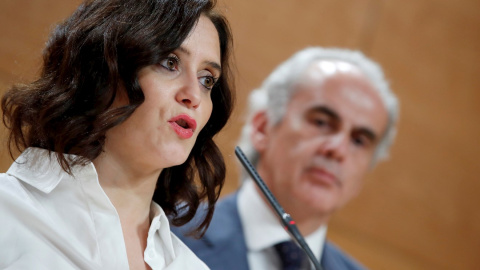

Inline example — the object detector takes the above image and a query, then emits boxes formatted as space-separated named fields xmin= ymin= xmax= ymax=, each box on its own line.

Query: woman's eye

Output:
xmin=159 ymin=55 xmax=179 ymax=71
xmin=199 ymin=76 xmax=217 ymax=90
xmin=314 ymin=119 xmax=327 ymax=126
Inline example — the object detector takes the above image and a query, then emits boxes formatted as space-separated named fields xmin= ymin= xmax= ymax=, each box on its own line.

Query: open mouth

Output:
xmin=168 ymin=114 xmax=197 ymax=139
xmin=175 ymin=119 xmax=190 ymax=130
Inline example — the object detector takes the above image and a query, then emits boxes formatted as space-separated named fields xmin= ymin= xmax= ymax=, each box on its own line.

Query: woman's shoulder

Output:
xmin=0 ymin=148 xmax=63 ymax=206
xmin=0 ymin=170 xmax=39 ymax=214
xmin=0 ymin=170 xmax=29 ymax=197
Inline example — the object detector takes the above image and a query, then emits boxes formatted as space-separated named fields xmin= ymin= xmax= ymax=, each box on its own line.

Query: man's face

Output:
xmin=254 ymin=60 xmax=388 ymax=222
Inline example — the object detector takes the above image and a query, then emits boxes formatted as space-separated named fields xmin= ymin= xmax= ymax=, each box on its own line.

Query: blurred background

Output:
xmin=1 ymin=0 xmax=479 ymax=269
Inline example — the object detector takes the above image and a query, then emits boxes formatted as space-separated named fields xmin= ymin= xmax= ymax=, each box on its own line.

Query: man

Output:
xmin=172 ymin=47 xmax=399 ymax=270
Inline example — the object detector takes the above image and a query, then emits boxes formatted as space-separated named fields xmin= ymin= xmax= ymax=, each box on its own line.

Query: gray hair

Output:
xmin=237 ymin=47 xmax=399 ymax=168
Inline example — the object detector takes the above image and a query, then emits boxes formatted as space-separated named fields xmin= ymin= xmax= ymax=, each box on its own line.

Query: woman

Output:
xmin=0 ymin=0 xmax=233 ymax=269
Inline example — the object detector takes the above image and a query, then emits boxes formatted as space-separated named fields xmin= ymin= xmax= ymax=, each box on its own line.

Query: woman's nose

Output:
xmin=175 ymin=74 xmax=201 ymax=109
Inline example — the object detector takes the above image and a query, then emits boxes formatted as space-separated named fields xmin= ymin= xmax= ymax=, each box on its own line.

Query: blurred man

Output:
xmin=173 ymin=47 xmax=399 ymax=270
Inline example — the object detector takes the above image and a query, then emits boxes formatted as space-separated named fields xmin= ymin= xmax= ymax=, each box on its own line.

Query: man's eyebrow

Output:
xmin=177 ymin=46 xmax=222 ymax=74
xmin=311 ymin=105 xmax=379 ymax=142
xmin=356 ymin=127 xmax=378 ymax=143
xmin=310 ymin=105 xmax=340 ymax=121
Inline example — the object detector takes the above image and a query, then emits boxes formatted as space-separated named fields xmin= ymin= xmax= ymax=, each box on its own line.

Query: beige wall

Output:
xmin=1 ymin=0 xmax=479 ymax=269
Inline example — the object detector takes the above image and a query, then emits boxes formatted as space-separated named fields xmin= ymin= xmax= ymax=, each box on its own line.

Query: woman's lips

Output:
xmin=168 ymin=114 xmax=197 ymax=139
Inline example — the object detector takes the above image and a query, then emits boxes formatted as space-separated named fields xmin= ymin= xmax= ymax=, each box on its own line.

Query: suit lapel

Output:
xmin=201 ymin=192 xmax=250 ymax=270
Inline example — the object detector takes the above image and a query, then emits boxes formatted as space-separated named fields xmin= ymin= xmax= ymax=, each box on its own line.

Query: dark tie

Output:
xmin=274 ymin=241 xmax=308 ymax=270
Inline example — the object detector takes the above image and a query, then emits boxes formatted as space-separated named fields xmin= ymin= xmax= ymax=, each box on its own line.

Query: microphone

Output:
xmin=235 ymin=146 xmax=324 ymax=270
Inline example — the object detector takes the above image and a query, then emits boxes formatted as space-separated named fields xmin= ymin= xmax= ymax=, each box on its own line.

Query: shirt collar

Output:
xmin=6 ymin=147 xmax=95 ymax=194
xmin=145 ymin=202 xmax=192 ymax=269
xmin=148 ymin=202 xmax=175 ymax=257
xmin=238 ymin=179 xmax=327 ymax=259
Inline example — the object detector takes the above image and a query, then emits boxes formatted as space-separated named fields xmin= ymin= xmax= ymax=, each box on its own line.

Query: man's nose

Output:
xmin=318 ymin=133 xmax=349 ymax=162
xmin=175 ymin=74 xmax=201 ymax=109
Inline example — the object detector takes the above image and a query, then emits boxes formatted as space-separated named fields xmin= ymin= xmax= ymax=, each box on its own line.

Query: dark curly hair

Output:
xmin=1 ymin=0 xmax=234 ymax=236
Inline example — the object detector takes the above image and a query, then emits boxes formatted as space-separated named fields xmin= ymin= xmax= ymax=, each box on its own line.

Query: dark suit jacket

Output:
xmin=172 ymin=192 xmax=366 ymax=270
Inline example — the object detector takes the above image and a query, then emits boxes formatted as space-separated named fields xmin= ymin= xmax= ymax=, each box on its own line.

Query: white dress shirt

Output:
xmin=238 ymin=180 xmax=327 ymax=270
xmin=0 ymin=148 xmax=209 ymax=270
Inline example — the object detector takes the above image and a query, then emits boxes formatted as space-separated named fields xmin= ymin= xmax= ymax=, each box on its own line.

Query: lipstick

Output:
xmin=168 ymin=114 xmax=197 ymax=139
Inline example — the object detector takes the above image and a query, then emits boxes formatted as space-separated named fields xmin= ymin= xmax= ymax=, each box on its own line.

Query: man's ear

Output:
xmin=250 ymin=110 xmax=270 ymax=153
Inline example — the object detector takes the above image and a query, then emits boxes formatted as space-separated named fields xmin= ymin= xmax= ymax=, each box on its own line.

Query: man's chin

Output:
xmin=298 ymin=190 xmax=339 ymax=214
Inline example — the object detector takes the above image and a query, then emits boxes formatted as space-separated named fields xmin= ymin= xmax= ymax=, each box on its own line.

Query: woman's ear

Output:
xmin=250 ymin=110 xmax=270 ymax=153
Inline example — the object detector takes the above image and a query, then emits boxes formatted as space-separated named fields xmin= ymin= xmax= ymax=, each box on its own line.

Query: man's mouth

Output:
xmin=311 ymin=167 xmax=341 ymax=186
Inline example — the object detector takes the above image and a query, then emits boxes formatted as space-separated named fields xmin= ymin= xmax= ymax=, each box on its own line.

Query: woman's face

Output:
xmin=104 ymin=15 xmax=221 ymax=175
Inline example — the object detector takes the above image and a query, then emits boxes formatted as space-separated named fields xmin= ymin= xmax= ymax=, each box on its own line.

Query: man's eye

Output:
xmin=352 ymin=137 xmax=365 ymax=146
xmin=312 ymin=116 xmax=332 ymax=129
xmin=160 ymin=55 xmax=179 ymax=71
xmin=199 ymin=76 xmax=217 ymax=90
xmin=352 ymin=134 xmax=371 ymax=148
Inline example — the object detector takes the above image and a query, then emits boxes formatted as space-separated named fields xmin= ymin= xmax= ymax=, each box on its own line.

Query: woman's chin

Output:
xmin=162 ymin=150 xmax=191 ymax=168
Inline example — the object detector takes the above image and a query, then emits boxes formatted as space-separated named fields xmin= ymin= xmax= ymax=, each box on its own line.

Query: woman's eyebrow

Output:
xmin=205 ymin=61 xmax=222 ymax=75
xmin=177 ymin=46 xmax=222 ymax=74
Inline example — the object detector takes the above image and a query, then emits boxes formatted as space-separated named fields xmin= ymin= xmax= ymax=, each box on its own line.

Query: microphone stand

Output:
xmin=235 ymin=146 xmax=324 ymax=270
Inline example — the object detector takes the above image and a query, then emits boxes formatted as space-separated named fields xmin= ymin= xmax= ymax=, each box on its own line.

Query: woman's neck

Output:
xmin=92 ymin=152 xmax=161 ymax=224
xmin=92 ymin=151 xmax=161 ymax=270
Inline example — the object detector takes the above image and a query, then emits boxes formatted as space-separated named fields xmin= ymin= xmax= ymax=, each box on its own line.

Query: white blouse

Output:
xmin=0 ymin=148 xmax=209 ymax=270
